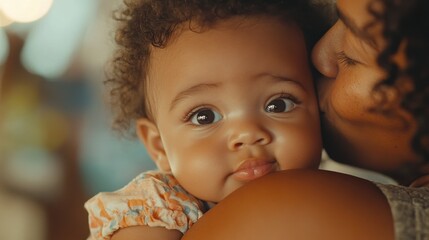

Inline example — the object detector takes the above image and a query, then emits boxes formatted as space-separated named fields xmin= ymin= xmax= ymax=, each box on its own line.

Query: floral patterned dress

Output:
xmin=84 ymin=171 xmax=208 ymax=240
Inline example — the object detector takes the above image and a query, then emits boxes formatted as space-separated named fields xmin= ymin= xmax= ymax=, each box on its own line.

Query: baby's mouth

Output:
xmin=232 ymin=159 xmax=277 ymax=182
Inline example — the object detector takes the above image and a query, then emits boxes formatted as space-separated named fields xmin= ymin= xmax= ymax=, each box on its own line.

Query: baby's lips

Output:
xmin=232 ymin=159 xmax=276 ymax=182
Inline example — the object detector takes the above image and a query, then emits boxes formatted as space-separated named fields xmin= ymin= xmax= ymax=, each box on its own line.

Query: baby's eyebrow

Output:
xmin=267 ymin=74 xmax=307 ymax=92
xmin=169 ymin=83 xmax=220 ymax=112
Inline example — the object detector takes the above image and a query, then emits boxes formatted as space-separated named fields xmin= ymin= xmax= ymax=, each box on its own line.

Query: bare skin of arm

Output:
xmin=183 ymin=169 xmax=395 ymax=240
xmin=112 ymin=226 xmax=182 ymax=240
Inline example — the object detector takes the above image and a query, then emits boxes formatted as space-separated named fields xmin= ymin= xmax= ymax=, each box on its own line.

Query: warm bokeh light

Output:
xmin=20 ymin=0 xmax=98 ymax=79
xmin=0 ymin=9 xmax=13 ymax=27
xmin=0 ymin=0 xmax=53 ymax=23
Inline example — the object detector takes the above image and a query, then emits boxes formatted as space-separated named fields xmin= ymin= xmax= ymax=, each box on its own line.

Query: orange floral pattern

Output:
xmin=84 ymin=171 xmax=206 ymax=240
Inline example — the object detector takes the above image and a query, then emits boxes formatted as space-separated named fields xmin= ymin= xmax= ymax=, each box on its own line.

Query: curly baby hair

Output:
xmin=106 ymin=0 xmax=331 ymax=135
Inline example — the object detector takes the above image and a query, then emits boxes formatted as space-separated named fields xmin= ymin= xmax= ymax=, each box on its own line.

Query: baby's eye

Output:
xmin=265 ymin=97 xmax=296 ymax=113
xmin=190 ymin=108 xmax=222 ymax=125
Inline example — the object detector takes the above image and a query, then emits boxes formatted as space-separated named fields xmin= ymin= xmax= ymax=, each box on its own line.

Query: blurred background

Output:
xmin=0 ymin=1 xmax=395 ymax=240
xmin=0 ymin=0 xmax=156 ymax=239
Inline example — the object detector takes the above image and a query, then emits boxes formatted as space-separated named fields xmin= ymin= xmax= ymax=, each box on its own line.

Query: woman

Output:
xmin=182 ymin=0 xmax=429 ymax=239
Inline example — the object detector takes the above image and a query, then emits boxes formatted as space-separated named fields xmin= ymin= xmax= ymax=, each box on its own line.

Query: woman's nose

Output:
xmin=311 ymin=21 xmax=342 ymax=79
xmin=227 ymin=120 xmax=272 ymax=151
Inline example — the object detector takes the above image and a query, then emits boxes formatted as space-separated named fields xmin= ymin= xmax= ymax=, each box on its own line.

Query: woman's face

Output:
xmin=312 ymin=0 xmax=420 ymax=181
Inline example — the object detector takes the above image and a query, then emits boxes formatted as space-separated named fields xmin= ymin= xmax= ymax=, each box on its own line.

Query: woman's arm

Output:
xmin=183 ymin=169 xmax=394 ymax=240
xmin=112 ymin=226 xmax=182 ymax=240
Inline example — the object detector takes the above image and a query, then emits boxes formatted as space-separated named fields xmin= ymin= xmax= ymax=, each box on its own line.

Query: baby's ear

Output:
xmin=136 ymin=118 xmax=171 ymax=172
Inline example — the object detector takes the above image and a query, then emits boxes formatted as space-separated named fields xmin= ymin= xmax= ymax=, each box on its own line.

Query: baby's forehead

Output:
xmin=146 ymin=16 xmax=312 ymax=104
xmin=147 ymin=16 xmax=310 ymax=75
xmin=152 ymin=15 xmax=301 ymax=47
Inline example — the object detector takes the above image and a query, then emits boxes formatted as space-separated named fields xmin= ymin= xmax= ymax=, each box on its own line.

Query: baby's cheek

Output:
xmin=170 ymin=142 xmax=224 ymax=185
xmin=276 ymin=124 xmax=322 ymax=169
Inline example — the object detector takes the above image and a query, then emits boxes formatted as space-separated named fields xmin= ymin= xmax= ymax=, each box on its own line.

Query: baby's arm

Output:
xmin=112 ymin=225 xmax=182 ymax=240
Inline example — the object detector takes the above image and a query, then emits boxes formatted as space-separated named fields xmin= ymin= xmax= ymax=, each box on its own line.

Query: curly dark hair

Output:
xmin=106 ymin=0 xmax=331 ymax=135
xmin=367 ymin=0 xmax=429 ymax=163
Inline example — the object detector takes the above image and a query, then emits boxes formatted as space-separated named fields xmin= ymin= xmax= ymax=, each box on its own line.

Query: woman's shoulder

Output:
xmin=184 ymin=169 xmax=395 ymax=240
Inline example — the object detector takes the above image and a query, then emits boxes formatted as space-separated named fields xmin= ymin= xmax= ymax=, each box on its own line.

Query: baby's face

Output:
xmin=143 ymin=16 xmax=321 ymax=202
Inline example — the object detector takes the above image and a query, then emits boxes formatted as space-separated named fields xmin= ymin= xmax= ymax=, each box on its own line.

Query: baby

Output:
xmin=85 ymin=0 xmax=328 ymax=239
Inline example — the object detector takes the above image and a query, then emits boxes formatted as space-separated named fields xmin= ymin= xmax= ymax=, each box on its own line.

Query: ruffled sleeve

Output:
xmin=84 ymin=171 xmax=205 ymax=240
